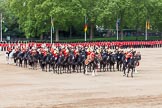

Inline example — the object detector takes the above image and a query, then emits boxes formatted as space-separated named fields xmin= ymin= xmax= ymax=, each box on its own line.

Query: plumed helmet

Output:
xmin=32 ymin=46 xmax=36 ymax=50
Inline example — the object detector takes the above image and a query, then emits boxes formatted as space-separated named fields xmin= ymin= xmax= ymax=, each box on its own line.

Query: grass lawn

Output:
xmin=57 ymin=36 xmax=162 ymax=43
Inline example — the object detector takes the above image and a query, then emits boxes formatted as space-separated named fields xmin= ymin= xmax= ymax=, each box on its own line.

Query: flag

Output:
xmin=51 ymin=17 xmax=54 ymax=33
xmin=146 ymin=20 xmax=150 ymax=30
xmin=84 ymin=16 xmax=88 ymax=32
xmin=84 ymin=24 xmax=88 ymax=32
xmin=116 ymin=22 xmax=118 ymax=30
xmin=116 ymin=19 xmax=120 ymax=30
xmin=2 ymin=21 xmax=8 ymax=32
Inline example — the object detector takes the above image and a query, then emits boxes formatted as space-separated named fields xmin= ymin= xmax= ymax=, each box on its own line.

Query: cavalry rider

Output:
xmin=125 ymin=50 xmax=133 ymax=64
xmin=86 ymin=47 xmax=91 ymax=58
xmin=50 ymin=46 xmax=58 ymax=60
xmin=62 ymin=46 xmax=69 ymax=58
xmin=74 ymin=47 xmax=79 ymax=58
xmin=42 ymin=47 xmax=49 ymax=57
xmin=114 ymin=46 xmax=119 ymax=53
xmin=21 ymin=45 xmax=27 ymax=53
xmin=89 ymin=47 xmax=95 ymax=60
xmin=31 ymin=46 xmax=37 ymax=55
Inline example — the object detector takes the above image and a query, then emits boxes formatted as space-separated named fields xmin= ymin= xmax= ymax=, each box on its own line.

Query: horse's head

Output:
xmin=135 ymin=53 xmax=141 ymax=61
xmin=128 ymin=57 xmax=136 ymax=67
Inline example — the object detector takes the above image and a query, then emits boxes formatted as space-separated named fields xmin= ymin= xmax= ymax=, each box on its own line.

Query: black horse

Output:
xmin=100 ymin=52 xmax=108 ymax=72
xmin=27 ymin=52 xmax=39 ymax=70
xmin=17 ymin=51 xmax=25 ymax=67
xmin=107 ymin=53 xmax=116 ymax=72
xmin=116 ymin=52 xmax=124 ymax=71
xmin=41 ymin=53 xmax=53 ymax=72
xmin=13 ymin=50 xmax=20 ymax=66
xmin=126 ymin=57 xmax=137 ymax=77
xmin=23 ymin=51 xmax=30 ymax=68
xmin=55 ymin=54 xmax=65 ymax=74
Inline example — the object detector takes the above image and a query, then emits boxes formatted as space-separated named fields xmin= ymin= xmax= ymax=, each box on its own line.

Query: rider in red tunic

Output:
xmin=125 ymin=51 xmax=133 ymax=64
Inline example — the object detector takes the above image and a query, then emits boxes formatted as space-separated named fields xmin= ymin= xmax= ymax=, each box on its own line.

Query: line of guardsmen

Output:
xmin=0 ymin=40 xmax=162 ymax=52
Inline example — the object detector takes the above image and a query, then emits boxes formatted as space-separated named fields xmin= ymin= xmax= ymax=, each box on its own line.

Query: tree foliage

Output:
xmin=1 ymin=0 xmax=162 ymax=41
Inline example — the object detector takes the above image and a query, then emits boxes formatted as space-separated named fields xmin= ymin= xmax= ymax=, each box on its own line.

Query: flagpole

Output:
xmin=84 ymin=15 xmax=87 ymax=42
xmin=145 ymin=27 xmax=147 ymax=40
xmin=117 ymin=22 xmax=119 ymax=41
xmin=145 ymin=20 xmax=147 ymax=40
xmin=0 ymin=13 xmax=2 ymax=42
xmin=51 ymin=16 xmax=53 ymax=44
xmin=116 ymin=18 xmax=119 ymax=41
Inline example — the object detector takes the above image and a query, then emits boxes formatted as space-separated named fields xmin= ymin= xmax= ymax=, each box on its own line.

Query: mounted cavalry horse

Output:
xmin=123 ymin=51 xmax=141 ymax=78
xmin=115 ymin=51 xmax=125 ymax=71
xmin=84 ymin=51 xmax=100 ymax=76
xmin=100 ymin=49 xmax=108 ymax=72
xmin=27 ymin=48 xmax=39 ymax=70
xmin=107 ymin=52 xmax=116 ymax=72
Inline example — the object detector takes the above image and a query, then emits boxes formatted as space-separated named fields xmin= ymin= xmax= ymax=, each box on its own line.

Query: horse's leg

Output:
xmin=41 ymin=63 xmax=43 ymax=71
xmin=123 ymin=67 xmax=126 ymax=76
xmin=20 ymin=60 xmax=22 ymax=67
xmin=134 ymin=67 xmax=138 ymax=73
xmin=53 ymin=64 xmax=55 ymax=73
xmin=68 ymin=65 xmax=71 ymax=73
xmin=36 ymin=61 xmax=38 ymax=70
xmin=89 ymin=64 xmax=92 ymax=72
xmin=107 ymin=63 xmax=109 ymax=71
xmin=25 ymin=60 xmax=28 ymax=68
xmin=92 ymin=64 xmax=95 ymax=76
xmin=46 ymin=64 xmax=47 ymax=72
xmin=80 ymin=64 xmax=82 ymax=73
xmin=113 ymin=64 xmax=115 ymax=72
xmin=85 ymin=65 xmax=88 ymax=75
xmin=116 ymin=61 xmax=118 ymax=71
xmin=59 ymin=65 xmax=61 ymax=74
xmin=131 ymin=68 xmax=134 ymax=78
xmin=100 ymin=63 xmax=102 ymax=72
xmin=24 ymin=60 xmax=25 ymax=68
xmin=103 ymin=64 xmax=106 ymax=72
xmin=49 ymin=63 xmax=50 ymax=72
xmin=56 ymin=65 xmax=58 ymax=74
xmin=57 ymin=65 xmax=59 ymax=74
xmin=95 ymin=64 xmax=98 ymax=75
xmin=18 ymin=59 xmax=20 ymax=67
xmin=119 ymin=63 xmax=121 ymax=71
xmin=127 ymin=68 xmax=130 ymax=77
xmin=32 ymin=62 xmax=34 ymax=70
xmin=83 ymin=64 xmax=85 ymax=74
xmin=65 ymin=65 xmax=67 ymax=73
xmin=62 ymin=65 xmax=66 ymax=73
xmin=109 ymin=64 xmax=111 ymax=72
xmin=75 ymin=65 xmax=78 ymax=73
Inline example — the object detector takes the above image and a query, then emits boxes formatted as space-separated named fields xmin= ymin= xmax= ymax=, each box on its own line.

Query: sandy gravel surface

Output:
xmin=0 ymin=48 xmax=162 ymax=108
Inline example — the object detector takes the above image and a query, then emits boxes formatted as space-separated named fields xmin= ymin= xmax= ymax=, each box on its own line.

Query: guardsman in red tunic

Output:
xmin=7 ymin=45 xmax=12 ymax=53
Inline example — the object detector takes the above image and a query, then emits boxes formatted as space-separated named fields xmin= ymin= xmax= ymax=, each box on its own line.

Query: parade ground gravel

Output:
xmin=0 ymin=48 xmax=162 ymax=108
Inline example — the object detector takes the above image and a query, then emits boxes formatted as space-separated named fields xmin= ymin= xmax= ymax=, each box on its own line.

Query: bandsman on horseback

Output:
xmin=125 ymin=51 xmax=133 ymax=65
